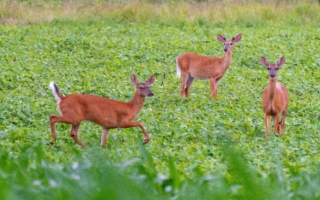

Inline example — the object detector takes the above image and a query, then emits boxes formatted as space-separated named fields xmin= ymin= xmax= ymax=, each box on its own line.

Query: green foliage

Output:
xmin=1 ymin=1 xmax=320 ymax=199
xmin=1 ymin=141 xmax=320 ymax=199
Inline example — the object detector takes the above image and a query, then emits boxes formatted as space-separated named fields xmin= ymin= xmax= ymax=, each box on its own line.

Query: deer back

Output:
xmin=59 ymin=94 xmax=133 ymax=127
xmin=177 ymin=52 xmax=224 ymax=79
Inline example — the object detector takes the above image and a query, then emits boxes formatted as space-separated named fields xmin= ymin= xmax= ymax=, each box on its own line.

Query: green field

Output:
xmin=1 ymin=0 xmax=320 ymax=199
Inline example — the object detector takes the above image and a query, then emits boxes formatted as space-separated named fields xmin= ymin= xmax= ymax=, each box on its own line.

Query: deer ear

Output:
xmin=232 ymin=34 xmax=242 ymax=42
xmin=217 ymin=34 xmax=226 ymax=42
xmin=277 ymin=56 xmax=285 ymax=67
xmin=260 ymin=56 xmax=269 ymax=67
xmin=131 ymin=74 xmax=138 ymax=85
xmin=146 ymin=75 xmax=155 ymax=85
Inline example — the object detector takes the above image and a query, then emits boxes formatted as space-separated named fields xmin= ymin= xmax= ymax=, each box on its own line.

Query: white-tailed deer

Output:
xmin=176 ymin=33 xmax=242 ymax=100
xmin=261 ymin=56 xmax=289 ymax=140
xmin=49 ymin=74 xmax=155 ymax=148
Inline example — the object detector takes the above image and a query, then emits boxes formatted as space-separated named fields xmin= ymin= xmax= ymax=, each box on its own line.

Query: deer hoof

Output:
xmin=143 ymin=139 xmax=150 ymax=145
xmin=46 ymin=141 xmax=54 ymax=146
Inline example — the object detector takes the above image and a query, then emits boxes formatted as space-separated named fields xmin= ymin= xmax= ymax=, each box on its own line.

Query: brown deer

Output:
xmin=261 ymin=56 xmax=289 ymax=140
xmin=49 ymin=74 xmax=155 ymax=148
xmin=176 ymin=33 xmax=242 ymax=100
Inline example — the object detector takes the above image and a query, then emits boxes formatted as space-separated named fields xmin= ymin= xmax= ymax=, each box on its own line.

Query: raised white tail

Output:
xmin=49 ymin=81 xmax=62 ymax=102
xmin=176 ymin=57 xmax=181 ymax=78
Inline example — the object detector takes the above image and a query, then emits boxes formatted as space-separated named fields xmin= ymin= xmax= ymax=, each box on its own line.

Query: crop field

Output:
xmin=0 ymin=0 xmax=320 ymax=199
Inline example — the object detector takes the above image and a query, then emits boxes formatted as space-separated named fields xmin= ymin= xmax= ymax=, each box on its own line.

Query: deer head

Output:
xmin=131 ymin=74 xmax=155 ymax=97
xmin=217 ymin=34 xmax=242 ymax=52
xmin=261 ymin=56 xmax=285 ymax=79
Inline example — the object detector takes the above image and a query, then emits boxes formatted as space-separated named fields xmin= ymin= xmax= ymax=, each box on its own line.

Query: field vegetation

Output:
xmin=1 ymin=0 xmax=320 ymax=199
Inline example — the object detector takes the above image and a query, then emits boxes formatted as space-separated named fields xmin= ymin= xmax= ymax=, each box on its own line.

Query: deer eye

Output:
xmin=230 ymin=43 xmax=233 ymax=45
xmin=276 ymin=68 xmax=279 ymax=70
xmin=140 ymin=87 xmax=144 ymax=90
xmin=267 ymin=67 xmax=270 ymax=70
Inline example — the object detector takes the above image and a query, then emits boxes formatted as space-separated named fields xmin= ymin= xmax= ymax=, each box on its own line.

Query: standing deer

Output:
xmin=49 ymin=74 xmax=155 ymax=148
xmin=261 ymin=56 xmax=289 ymax=140
xmin=176 ymin=33 xmax=242 ymax=100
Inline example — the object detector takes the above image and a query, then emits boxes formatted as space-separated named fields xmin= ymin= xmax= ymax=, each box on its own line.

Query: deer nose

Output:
xmin=224 ymin=48 xmax=228 ymax=52
xmin=270 ymin=74 xmax=275 ymax=78
xmin=148 ymin=92 xmax=154 ymax=97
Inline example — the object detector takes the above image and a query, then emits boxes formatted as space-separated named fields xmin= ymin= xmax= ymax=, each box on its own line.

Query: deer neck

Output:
xmin=222 ymin=51 xmax=232 ymax=71
xmin=128 ymin=92 xmax=145 ymax=115
xmin=268 ymin=78 xmax=277 ymax=101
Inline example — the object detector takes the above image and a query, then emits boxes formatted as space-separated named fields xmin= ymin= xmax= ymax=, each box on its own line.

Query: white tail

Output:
xmin=49 ymin=74 xmax=155 ymax=148
xmin=261 ymin=56 xmax=289 ymax=141
xmin=176 ymin=33 xmax=242 ymax=100
xmin=49 ymin=81 xmax=62 ymax=102
xmin=176 ymin=57 xmax=181 ymax=78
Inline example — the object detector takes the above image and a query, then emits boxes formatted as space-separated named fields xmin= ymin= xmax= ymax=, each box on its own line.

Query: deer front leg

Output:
xmin=274 ymin=115 xmax=280 ymax=135
xmin=101 ymin=128 xmax=109 ymax=148
xmin=119 ymin=121 xmax=150 ymax=144
xmin=210 ymin=78 xmax=219 ymax=100
xmin=279 ymin=109 xmax=288 ymax=134
xmin=265 ymin=115 xmax=270 ymax=141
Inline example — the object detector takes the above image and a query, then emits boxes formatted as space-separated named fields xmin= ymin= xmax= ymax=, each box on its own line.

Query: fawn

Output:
xmin=261 ymin=56 xmax=289 ymax=140
xmin=176 ymin=33 xmax=242 ymax=100
xmin=49 ymin=74 xmax=155 ymax=148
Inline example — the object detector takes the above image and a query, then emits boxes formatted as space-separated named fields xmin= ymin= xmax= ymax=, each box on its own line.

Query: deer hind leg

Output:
xmin=70 ymin=124 xmax=85 ymax=148
xmin=179 ymin=73 xmax=188 ymax=98
xmin=210 ymin=78 xmax=219 ymax=100
xmin=49 ymin=115 xmax=72 ymax=144
xmin=265 ymin=115 xmax=271 ymax=141
xmin=49 ymin=115 xmax=58 ymax=143
xmin=185 ymin=75 xmax=194 ymax=98
xmin=100 ymin=128 xmax=109 ymax=148
xmin=49 ymin=114 xmax=83 ymax=146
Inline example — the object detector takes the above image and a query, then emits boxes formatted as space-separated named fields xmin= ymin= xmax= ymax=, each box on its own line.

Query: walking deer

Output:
xmin=49 ymin=74 xmax=155 ymax=148
xmin=176 ymin=33 xmax=242 ymax=100
xmin=261 ymin=56 xmax=289 ymax=140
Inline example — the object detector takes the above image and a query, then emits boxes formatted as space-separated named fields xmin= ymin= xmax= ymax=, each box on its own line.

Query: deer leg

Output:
xmin=49 ymin=114 xmax=82 ymax=145
xmin=70 ymin=124 xmax=85 ymax=148
xmin=280 ymin=109 xmax=288 ymax=134
xmin=185 ymin=75 xmax=194 ymax=98
xmin=49 ymin=115 xmax=74 ymax=144
xmin=210 ymin=78 xmax=219 ymax=100
xmin=179 ymin=73 xmax=188 ymax=98
xmin=49 ymin=115 xmax=58 ymax=144
xmin=265 ymin=115 xmax=270 ymax=141
xmin=274 ymin=115 xmax=280 ymax=135
xmin=119 ymin=121 xmax=150 ymax=144
xmin=101 ymin=128 xmax=109 ymax=148
xmin=272 ymin=116 xmax=276 ymax=134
